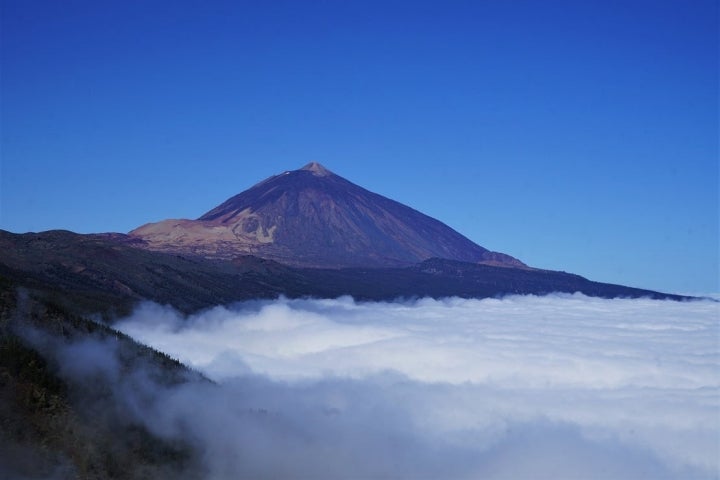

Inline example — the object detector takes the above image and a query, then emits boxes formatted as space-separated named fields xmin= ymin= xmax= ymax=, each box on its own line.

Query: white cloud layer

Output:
xmin=108 ymin=294 xmax=719 ymax=479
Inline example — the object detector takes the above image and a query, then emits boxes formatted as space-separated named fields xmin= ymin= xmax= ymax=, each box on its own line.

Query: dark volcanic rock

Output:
xmin=130 ymin=162 xmax=525 ymax=268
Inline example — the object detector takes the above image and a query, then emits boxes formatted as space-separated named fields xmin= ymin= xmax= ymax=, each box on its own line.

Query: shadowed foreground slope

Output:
xmin=0 ymin=284 xmax=205 ymax=479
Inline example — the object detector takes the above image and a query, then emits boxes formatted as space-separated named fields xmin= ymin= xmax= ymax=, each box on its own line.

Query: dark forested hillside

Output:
xmin=0 ymin=284 xmax=204 ymax=479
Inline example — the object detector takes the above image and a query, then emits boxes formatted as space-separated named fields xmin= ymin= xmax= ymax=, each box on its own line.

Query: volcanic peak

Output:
xmin=301 ymin=161 xmax=333 ymax=176
xmin=129 ymin=162 xmax=527 ymax=269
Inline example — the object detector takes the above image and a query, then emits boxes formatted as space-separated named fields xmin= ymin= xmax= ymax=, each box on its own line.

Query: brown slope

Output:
xmin=130 ymin=162 xmax=525 ymax=268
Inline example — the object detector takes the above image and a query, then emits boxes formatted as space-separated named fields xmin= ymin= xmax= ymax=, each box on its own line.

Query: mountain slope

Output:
xmin=130 ymin=162 xmax=525 ymax=268
xmin=0 ymin=284 xmax=203 ymax=479
xmin=0 ymin=229 xmax=302 ymax=316
xmin=0 ymin=230 xmax=688 ymax=323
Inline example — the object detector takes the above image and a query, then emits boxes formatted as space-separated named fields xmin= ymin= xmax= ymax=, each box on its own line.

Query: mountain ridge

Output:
xmin=0 ymin=229 xmax=690 ymax=321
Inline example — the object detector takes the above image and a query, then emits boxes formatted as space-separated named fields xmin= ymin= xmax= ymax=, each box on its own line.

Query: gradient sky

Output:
xmin=1 ymin=0 xmax=717 ymax=294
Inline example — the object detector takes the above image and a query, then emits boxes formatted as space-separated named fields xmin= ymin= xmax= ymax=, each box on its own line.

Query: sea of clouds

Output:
xmin=68 ymin=294 xmax=720 ymax=478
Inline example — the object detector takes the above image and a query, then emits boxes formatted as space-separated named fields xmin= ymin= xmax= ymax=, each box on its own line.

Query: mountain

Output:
xmin=0 ymin=161 xmax=690 ymax=318
xmin=130 ymin=162 xmax=525 ymax=268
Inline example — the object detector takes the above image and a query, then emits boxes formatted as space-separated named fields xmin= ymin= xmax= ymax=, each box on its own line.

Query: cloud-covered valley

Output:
xmin=95 ymin=294 xmax=719 ymax=479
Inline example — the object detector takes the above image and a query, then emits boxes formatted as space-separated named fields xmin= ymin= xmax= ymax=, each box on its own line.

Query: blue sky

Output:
xmin=1 ymin=0 xmax=717 ymax=293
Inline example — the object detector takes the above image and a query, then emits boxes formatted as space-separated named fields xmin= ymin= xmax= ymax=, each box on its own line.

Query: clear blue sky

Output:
xmin=1 ymin=0 xmax=717 ymax=294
